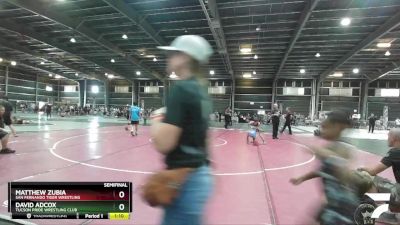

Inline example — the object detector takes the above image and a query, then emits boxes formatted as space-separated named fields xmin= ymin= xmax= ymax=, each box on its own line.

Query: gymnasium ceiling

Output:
xmin=0 ymin=0 xmax=399 ymax=82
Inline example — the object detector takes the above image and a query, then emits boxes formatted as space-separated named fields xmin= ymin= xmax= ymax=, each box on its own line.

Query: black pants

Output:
xmin=224 ymin=115 xmax=231 ymax=129
xmin=369 ymin=123 xmax=375 ymax=133
xmin=281 ymin=123 xmax=292 ymax=135
xmin=3 ymin=112 xmax=12 ymax=126
xmin=272 ymin=117 xmax=279 ymax=138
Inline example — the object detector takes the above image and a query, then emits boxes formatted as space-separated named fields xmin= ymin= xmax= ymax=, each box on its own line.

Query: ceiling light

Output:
xmin=55 ymin=75 xmax=61 ymax=79
xmin=352 ymin=68 xmax=359 ymax=74
xmin=0 ymin=58 xmax=3 ymax=62
xmin=340 ymin=17 xmax=351 ymax=26
xmin=140 ymin=52 xmax=145 ymax=56
xmin=256 ymin=26 xmax=261 ymax=31
xmin=209 ymin=70 xmax=215 ymax=75
xmin=105 ymin=73 xmax=108 ymax=76
xmin=70 ymin=37 xmax=76 ymax=43
xmin=253 ymin=71 xmax=256 ymax=75
xmin=40 ymin=61 xmax=45 ymax=65
xmin=91 ymin=85 xmax=99 ymax=94
xmin=75 ymin=73 xmax=78 ymax=76
xmin=377 ymin=43 xmax=391 ymax=48
xmin=110 ymin=59 xmax=115 ymax=63
xmin=122 ymin=34 xmax=128 ymax=39
xmin=153 ymin=57 xmax=157 ymax=62
xmin=330 ymin=72 xmax=343 ymax=77
xmin=254 ymin=54 xmax=258 ymax=59
xmin=10 ymin=61 xmax=16 ymax=66
xmin=240 ymin=48 xmax=252 ymax=54
xmin=239 ymin=44 xmax=252 ymax=54
xmin=300 ymin=69 xmax=306 ymax=74
xmin=243 ymin=73 xmax=252 ymax=78
xmin=49 ymin=74 xmax=53 ymax=77
xmin=136 ymin=71 xmax=141 ymax=75
xmin=169 ymin=72 xmax=177 ymax=79
xmin=385 ymin=50 xmax=391 ymax=56
xmin=107 ymin=74 xmax=114 ymax=79
xmin=315 ymin=53 xmax=321 ymax=57
xmin=184 ymin=28 xmax=188 ymax=33
xmin=45 ymin=86 xmax=53 ymax=92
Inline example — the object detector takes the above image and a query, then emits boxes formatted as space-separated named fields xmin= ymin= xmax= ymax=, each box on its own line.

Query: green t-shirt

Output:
xmin=0 ymin=99 xmax=13 ymax=112
xmin=164 ymin=78 xmax=212 ymax=169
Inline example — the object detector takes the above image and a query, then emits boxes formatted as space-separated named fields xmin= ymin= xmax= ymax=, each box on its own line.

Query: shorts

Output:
xmin=0 ymin=129 xmax=8 ymax=139
xmin=131 ymin=121 xmax=139 ymax=125
xmin=248 ymin=130 xmax=257 ymax=138
xmin=4 ymin=112 xmax=12 ymax=126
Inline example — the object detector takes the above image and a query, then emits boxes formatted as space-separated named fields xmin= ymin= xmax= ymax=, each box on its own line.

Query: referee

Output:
xmin=271 ymin=103 xmax=281 ymax=139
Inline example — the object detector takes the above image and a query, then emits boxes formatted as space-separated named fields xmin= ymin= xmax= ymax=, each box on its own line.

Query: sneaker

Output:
xmin=0 ymin=148 xmax=16 ymax=154
xmin=130 ymin=131 xmax=135 ymax=136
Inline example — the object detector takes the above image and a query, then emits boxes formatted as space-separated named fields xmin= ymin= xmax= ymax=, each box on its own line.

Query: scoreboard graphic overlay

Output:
xmin=8 ymin=182 xmax=132 ymax=220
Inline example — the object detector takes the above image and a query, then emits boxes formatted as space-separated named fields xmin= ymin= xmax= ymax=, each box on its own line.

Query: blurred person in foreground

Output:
xmin=290 ymin=110 xmax=360 ymax=225
xmin=148 ymin=35 xmax=213 ymax=225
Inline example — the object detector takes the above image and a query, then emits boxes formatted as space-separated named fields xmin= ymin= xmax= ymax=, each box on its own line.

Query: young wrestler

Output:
xmin=290 ymin=110 xmax=360 ymax=225
xmin=247 ymin=119 xmax=265 ymax=145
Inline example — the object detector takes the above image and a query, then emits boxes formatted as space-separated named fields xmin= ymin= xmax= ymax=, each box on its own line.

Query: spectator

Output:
xmin=45 ymin=104 xmax=52 ymax=119
xmin=224 ymin=106 xmax=232 ymax=129
xmin=0 ymin=105 xmax=15 ymax=154
xmin=368 ymin=113 xmax=377 ymax=133
xmin=395 ymin=118 xmax=400 ymax=128
xmin=280 ymin=107 xmax=293 ymax=135
xmin=0 ymin=96 xmax=17 ymax=137
xmin=359 ymin=128 xmax=400 ymax=223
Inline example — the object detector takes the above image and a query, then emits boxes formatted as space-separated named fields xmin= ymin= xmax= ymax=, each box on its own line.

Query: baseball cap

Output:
xmin=158 ymin=35 xmax=213 ymax=64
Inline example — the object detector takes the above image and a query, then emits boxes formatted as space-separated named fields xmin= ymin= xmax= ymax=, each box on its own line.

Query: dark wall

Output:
xmin=234 ymin=79 xmax=273 ymax=114
xmin=109 ymin=79 xmax=133 ymax=106
xmin=57 ymin=80 xmax=79 ymax=105
xmin=4 ymin=67 xmax=400 ymax=120
xmin=209 ymin=80 xmax=231 ymax=113
xmin=0 ymin=66 xmax=59 ymax=107
xmin=86 ymin=80 xmax=105 ymax=106
xmin=276 ymin=79 xmax=312 ymax=116
xmin=367 ymin=80 xmax=400 ymax=120
xmin=138 ymin=80 xmax=164 ymax=109
xmin=319 ymin=79 xmax=362 ymax=113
